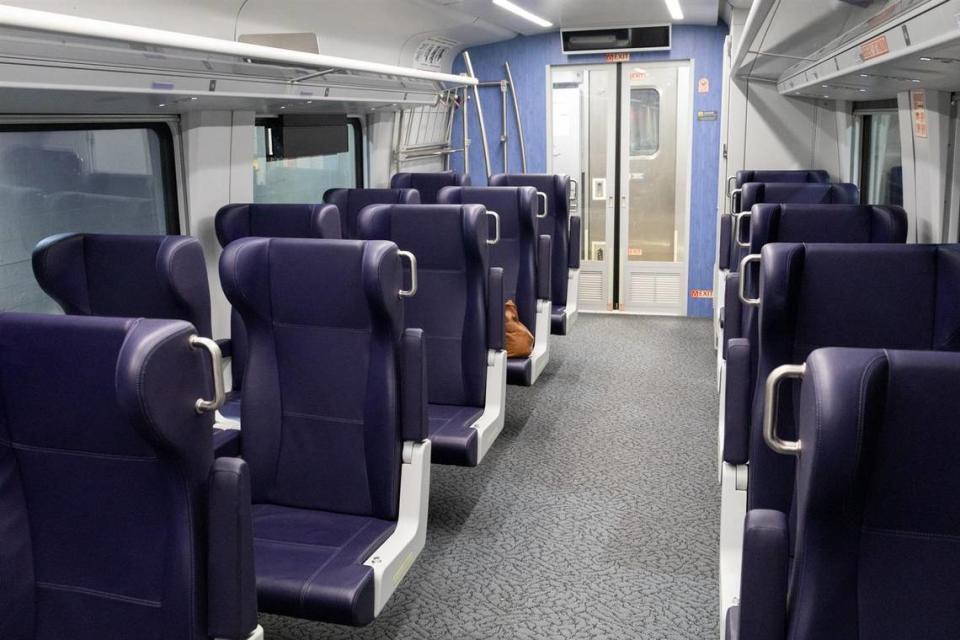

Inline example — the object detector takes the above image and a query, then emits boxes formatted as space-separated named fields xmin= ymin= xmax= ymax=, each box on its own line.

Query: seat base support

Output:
xmin=475 ymin=350 xmax=507 ymax=464
xmin=719 ymin=461 xmax=748 ymax=640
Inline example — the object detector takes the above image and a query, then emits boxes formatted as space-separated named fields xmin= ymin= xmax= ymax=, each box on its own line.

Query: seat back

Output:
xmin=215 ymin=203 xmax=342 ymax=393
xmin=438 ymin=186 xmax=539 ymax=336
xmin=0 ymin=313 xmax=215 ymax=640
xmin=357 ymin=204 xmax=489 ymax=408
xmin=790 ymin=347 xmax=960 ymax=640
xmin=389 ymin=171 xmax=470 ymax=205
xmin=734 ymin=169 xmax=830 ymax=188
xmin=32 ymin=233 xmax=212 ymax=338
xmin=489 ymin=173 xmax=571 ymax=307
xmin=220 ymin=238 xmax=406 ymax=519
xmin=323 ymin=188 xmax=419 ymax=238
xmin=215 ymin=203 xmax=341 ymax=246
xmin=749 ymin=243 xmax=960 ymax=513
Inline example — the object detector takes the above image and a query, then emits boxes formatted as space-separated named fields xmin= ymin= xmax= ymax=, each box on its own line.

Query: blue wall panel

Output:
xmin=450 ymin=26 xmax=727 ymax=317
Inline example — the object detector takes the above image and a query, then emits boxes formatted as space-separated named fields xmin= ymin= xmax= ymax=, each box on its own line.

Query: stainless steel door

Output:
xmin=620 ymin=61 xmax=691 ymax=314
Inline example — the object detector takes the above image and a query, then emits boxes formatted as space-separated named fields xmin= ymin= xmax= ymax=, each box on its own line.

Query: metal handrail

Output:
xmin=738 ymin=254 xmax=761 ymax=307
xmin=536 ymin=191 xmax=548 ymax=218
xmin=734 ymin=211 xmax=752 ymax=249
xmin=189 ymin=336 xmax=225 ymax=414
xmin=763 ymin=363 xmax=806 ymax=455
xmin=398 ymin=251 xmax=418 ymax=298
xmin=486 ymin=211 xmax=501 ymax=245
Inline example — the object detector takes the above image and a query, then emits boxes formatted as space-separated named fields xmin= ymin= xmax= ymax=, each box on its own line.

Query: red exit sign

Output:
xmin=606 ymin=52 xmax=630 ymax=63
xmin=690 ymin=289 xmax=713 ymax=299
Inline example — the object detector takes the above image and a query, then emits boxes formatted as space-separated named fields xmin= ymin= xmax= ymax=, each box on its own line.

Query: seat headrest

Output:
xmin=219 ymin=238 xmax=404 ymax=338
xmin=322 ymin=188 xmax=420 ymax=238
xmin=488 ymin=173 xmax=570 ymax=219
xmin=748 ymin=204 xmax=908 ymax=252
xmin=1 ymin=146 xmax=84 ymax=191
xmin=32 ymin=233 xmax=212 ymax=338
xmin=740 ymin=182 xmax=859 ymax=212
xmin=436 ymin=186 xmax=537 ymax=233
xmin=0 ymin=313 xmax=214 ymax=474
xmin=215 ymin=203 xmax=341 ymax=246
xmin=736 ymin=169 xmax=830 ymax=187
xmin=389 ymin=172 xmax=470 ymax=204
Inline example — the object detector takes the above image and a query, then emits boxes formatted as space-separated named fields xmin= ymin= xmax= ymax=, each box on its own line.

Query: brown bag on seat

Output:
xmin=505 ymin=299 xmax=534 ymax=358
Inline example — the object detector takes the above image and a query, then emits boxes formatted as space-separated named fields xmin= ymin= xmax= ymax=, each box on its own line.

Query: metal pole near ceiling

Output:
xmin=504 ymin=61 xmax=528 ymax=173
xmin=462 ymin=51 xmax=491 ymax=179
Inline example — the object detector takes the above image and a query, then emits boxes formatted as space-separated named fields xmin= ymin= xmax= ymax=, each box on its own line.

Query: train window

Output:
xmin=855 ymin=107 xmax=903 ymax=207
xmin=254 ymin=117 xmax=363 ymax=202
xmin=0 ymin=123 xmax=178 ymax=313
xmin=629 ymin=89 xmax=660 ymax=156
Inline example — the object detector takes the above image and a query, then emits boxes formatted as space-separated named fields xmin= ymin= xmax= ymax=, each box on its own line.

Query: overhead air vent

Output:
xmin=561 ymin=25 xmax=671 ymax=55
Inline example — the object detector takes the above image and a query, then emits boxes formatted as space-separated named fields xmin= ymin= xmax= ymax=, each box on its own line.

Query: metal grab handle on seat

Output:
xmin=763 ymin=363 xmax=806 ymax=455
xmin=726 ymin=175 xmax=737 ymax=214
xmin=734 ymin=211 xmax=752 ymax=249
xmin=738 ymin=254 xmax=761 ymax=307
xmin=398 ymin=250 xmax=418 ymax=298
xmin=569 ymin=178 xmax=579 ymax=212
xmin=189 ymin=336 xmax=225 ymax=414
xmin=536 ymin=191 xmax=548 ymax=218
xmin=729 ymin=188 xmax=742 ymax=214
xmin=486 ymin=211 xmax=501 ymax=245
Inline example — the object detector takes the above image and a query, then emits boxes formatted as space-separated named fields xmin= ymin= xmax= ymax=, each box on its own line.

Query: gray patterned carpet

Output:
xmin=261 ymin=315 xmax=720 ymax=639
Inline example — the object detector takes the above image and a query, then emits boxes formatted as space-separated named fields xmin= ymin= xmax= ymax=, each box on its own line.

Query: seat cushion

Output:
xmin=507 ymin=357 xmax=533 ymax=386
xmin=551 ymin=304 xmax=567 ymax=335
xmin=220 ymin=391 xmax=242 ymax=421
xmin=428 ymin=404 xmax=483 ymax=466
xmin=252 ymin=504 xmax=395 ymax=626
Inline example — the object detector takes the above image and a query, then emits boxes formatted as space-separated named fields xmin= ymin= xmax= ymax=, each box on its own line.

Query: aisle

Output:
xmin=262 ymin=315 xmax=720 ymax=639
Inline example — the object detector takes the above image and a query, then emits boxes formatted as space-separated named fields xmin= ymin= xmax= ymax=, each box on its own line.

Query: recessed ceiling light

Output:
xmin=158 ymin=103 xmax=165 ymax=107
xmin=920 ymin=57 xmax=932 ymax=62
xmin=664 ymin=0 xmax=684 ymax=20
xmin=912 ymin=79 xmax=921 ymax=83
xmin=859 ymin=89 xmax=867 ymax=93
xmin=492 ymin=0 xmax=552 ymax=28
xmin=860 ymin=73 xmax=870 ymax=78
xmin=280 ymin=106 xmax=286 ymax=109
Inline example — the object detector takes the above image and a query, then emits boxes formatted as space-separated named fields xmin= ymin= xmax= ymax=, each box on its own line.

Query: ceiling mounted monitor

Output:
xmin=561 ymin=25 xmax=671 ymax=55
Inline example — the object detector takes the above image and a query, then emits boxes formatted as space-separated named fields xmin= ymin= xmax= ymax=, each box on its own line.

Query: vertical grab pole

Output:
xmin=462 ymin=85 xmax=470 ymax=175
xmin=462 ymin=51 xmax=491 ymax=179
xmin=504 ymin=61 xmax=527 ymax=173
xmin=501 ymin=79 xmax=509 ymax=173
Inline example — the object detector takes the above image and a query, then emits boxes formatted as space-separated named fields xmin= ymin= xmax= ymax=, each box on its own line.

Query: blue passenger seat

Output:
xmin=29 ymin=232 xmax=243 ymax=456
xmin=438 ymin=185 xmax=552 ymax=386
xmin=489 ymin=173 xmax=581 ymax=335
xmin=0 ymin=313 xmax=259 ymax=640
xmin=721 ymin=204 xmax=908 ymax=466
xmin=323 ymin=188 xmax=419 ymax=238
xmin=215 ymin=203 xmax=342 ymax=419
xmin=357 ymin=203 xmax=507 ymax=466
xmin=731 ymin=347 xmax=960 ymax=640
xmin=390 ymin=171 xmax=470 ymax=204
xmin=219 ymin=238 xmax=431 ymax=626
xmin=747 ymin=243 xmax=960 ymax=516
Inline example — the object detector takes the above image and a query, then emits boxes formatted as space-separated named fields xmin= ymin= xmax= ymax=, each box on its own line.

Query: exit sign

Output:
xmin=690 ymin=289 xmax=713 ymax=299
xmin=606 ymin=52 xmax=630 ymax=63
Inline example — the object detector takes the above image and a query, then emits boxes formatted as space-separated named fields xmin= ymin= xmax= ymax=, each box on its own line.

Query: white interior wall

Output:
xmin=897 ymin=89 xmax=952 ymax=243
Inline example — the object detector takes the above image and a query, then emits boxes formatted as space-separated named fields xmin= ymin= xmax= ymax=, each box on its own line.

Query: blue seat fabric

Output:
xmin=748 ymin=243 xmax=960 ymax=515
xmin=220 ymin=238 xmax=413 ymax=626
xmin=322 ymin=188 xmax=419 ymax=239
xmin=390 ymin=171 xmax=470 ymax=205
xmin=0 ymin=313 xmax=256 ymax=640
xmin=357 ymin=203 xmax=492 ymax=466
xmin=437 ymin=186 xmax=540 ymax=386
xmin=722 ymin=204 xmax=908 ymax=464
xmin=215 ymin=203 xmax=343 ymax=409
xmin=489 ymin=173 xmax=573 ymax=334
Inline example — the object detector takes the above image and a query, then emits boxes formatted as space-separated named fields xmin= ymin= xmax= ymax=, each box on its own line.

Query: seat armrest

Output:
xmin=739 ymin=509 xmax=789 ymax=640
xmin=723 ymin=338 xmax=753 ymax=465
xmin=723 ymin=273 xmax=743 ymax=355
xmin=718 ymin=214 xmax=732 ymax=270
xmin=568 ymin=217 xmax=581 ymax=269
xmin=537 ymin=234 xmax=552 ymax=300
xmin=215 ymin=338 xmax=232 ymax=359
xmin=207 ymin=457 xmax=257 ymax=640
xmin=488 ymin=266 xmax=505 ymax=351
xmin=401 ymin=328 xmax=428 ymax=442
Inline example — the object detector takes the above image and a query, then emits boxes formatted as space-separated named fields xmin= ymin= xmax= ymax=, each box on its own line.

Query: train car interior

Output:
xmin=1 ymin=0 xmax=959 ymax=638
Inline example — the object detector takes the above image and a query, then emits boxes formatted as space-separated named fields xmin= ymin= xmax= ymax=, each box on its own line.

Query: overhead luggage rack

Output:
xmin=0 ymin=5 xmax=476 ymax=113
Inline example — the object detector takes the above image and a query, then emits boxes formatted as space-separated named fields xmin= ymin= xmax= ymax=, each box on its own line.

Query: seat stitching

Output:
xmin=298 ymin=520 xmax=376 ymax=609
xmin=36 ymin=581 xmax=161 ymax=608
xmin=0 ymin=438 xmax=157 ymax=461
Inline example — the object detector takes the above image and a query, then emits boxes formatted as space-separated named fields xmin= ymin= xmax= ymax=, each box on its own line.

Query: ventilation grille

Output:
xmin=579 ymin=270 xmax=604 ymax=304
xmin=629 ymin=272 xmax=681 ymax=307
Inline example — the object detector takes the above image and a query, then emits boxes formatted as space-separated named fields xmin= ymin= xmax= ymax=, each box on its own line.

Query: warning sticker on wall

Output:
xmin=911 ymin=90 xmax=928 ymax=139
xmin=630 ymin=70 xmax=647 ymax=81
xmin=413 ymin=36 xmax=460 ymax=72
xmin=698 ymin=77 xmax=710 ymax=93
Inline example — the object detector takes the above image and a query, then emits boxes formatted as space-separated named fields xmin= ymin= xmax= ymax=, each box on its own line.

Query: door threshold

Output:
xmin=580 ymin=309 xmax=683 ymax=317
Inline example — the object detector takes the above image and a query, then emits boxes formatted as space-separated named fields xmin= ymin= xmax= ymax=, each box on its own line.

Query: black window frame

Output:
xmin=256 ymin=115 xmax=365 ymax=188
xmin=853 ymin=100 xmax=901 ymax=207
xmin=0 ymin=121 xmax=181 ymax=233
